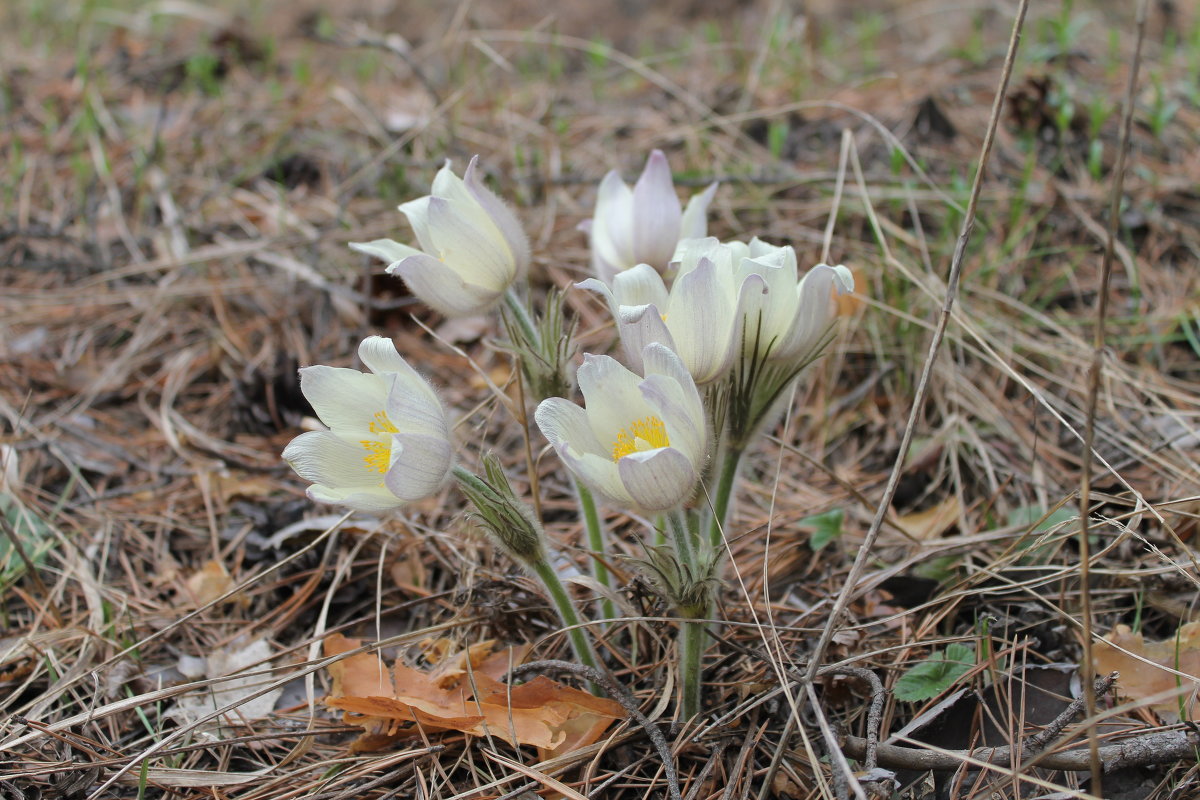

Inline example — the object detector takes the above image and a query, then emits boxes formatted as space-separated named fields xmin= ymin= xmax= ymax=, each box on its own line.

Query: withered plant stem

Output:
xmin=803 ymin=0 xmax=1030 ymax=683
xmin=1077 ymin=1 xmax=1150 ymax=792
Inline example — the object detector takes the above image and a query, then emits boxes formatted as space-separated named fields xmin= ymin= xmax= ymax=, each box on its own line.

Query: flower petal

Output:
xmin=397 ymin=196 xmax=436 ymax=254
xmin=640 ymin=343 xmax=706 ymax=454
xmin=617 ymin=447 xmax=696 ymax=512
xmin=389 ymin=253 xmax=503 ymax=317
xmin=576 ymin=355 xmax=652 ymax=450
xmin=616 ymin=304 xmax=675 ymax=375
xmin=283 ymin=430 xmax=385 ymax=489
xmin=590 ymin=170 xmax=635 ymax=280
xmin=383 ymin=432 xmax=453 ymax=501
xmin=299 ymin=366 xmax=390 ymax=434
xmin=535 ymin=397 xmax=607 ymax=458
xmin=679 ymin=182 xmax=718 ymax=240
xmin=463 ymin=156 xmax=531 ymax=275
xmin=631 ymin=150 xmax=682 ymax=267
xmin=639 ymin=375 xmax=705 ymax=465
xmin=664 ymin=257 xmax=737 ymax=383
xmin=423 ymin=197 xmax=515 ymax=288
xmin=307 ymin=484 xmax=406 ymax=512
xmin=349 ymin=238 xmax=423 ymax=266
xmin=430 ymin=160 xmax=497 ymax=238
xmin=772 ymin=263 xmax=853 ymax=364
xmin=611 ymin=263 xmax=669 ymax=309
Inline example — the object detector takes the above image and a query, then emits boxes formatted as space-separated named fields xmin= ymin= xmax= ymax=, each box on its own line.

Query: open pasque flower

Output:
xmin=580 ymin=150 xmax=717 ymax=283
xmin=577 ymin=239 xmax=765 ymax=385
xmin=283 ymin=337 xmax=453 ymax=511
xmin=535 ymin=343 xmax=707 ymax=513
xmin=351 ymin=157 xmax=530 ymax=317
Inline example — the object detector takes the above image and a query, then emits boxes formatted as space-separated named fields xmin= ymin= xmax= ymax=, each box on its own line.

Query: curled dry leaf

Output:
xmin=323 ymin=634 xmax=624 ymax=755
xmin=1093 ymin=623 xmax=1200 ymax=719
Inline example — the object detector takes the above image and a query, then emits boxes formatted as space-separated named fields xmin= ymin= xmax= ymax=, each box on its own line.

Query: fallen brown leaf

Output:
xmin=322 ymin=634 xmax=623 ymax=753
xmin=894 ymin=496 xmax=962 ymax=541
xmin=1094 ymin=623 xmax=1200 ymax=719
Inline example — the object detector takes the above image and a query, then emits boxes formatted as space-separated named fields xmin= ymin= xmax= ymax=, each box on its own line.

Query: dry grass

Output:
xmin=2 ymin=0 xmax=1199 ymax=798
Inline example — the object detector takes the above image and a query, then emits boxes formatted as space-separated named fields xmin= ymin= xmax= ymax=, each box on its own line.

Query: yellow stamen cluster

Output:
xmin=361 ymin=411 xmax=399 ymax=473
xmin=611 ymin=416 xmax=670 ymax=461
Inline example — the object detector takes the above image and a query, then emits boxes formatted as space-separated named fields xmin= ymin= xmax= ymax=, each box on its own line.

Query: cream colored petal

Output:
xmin=389 ymin=253 xmax=503 ymax=317
xmin=299 ymin=366 xmax=389 ymax=434
xmin=679 ymin=182 xmax=718 ymax=241
xmin=631 ymin=150 xmax=682 ymax=267
xmin=464 ymin=156 xmax=531 ymax=275
xmin=306 ymin=484 xmax=406 ymax=512
xmin=283 ymin=430 xmax=385 ymax=489
xmin=397 ymin=196 xmax=436 ymax=254
xmin=576 ymin=355 xmax=653 ymax=450
xmin=617 ymin=448 xmax=696 ymax=513
xmin=383 ymin=432 xmax=453 ymax=501
xmin=639 ymin=375 xmax=705 ymax=466
xmin=665 ymin=257 xmax=737 ymax=383
xmin=616 ymin=304 xmax=674 ymax=375
xmin=590 ymin=171 xmax=635 ymax=280
xmin=611 ymin=263 xmax=669 ymax=309
xmin=424 ymin=196 xmax=515 ymax=289
xmin=535 ymin=398 xmax=607 ymax=458
xmin=570 ymin=451 xmax=634 ymax=508
xmin=771 ymin=264 xmax=853 ymax=364
xmin=349 ymin=238 xmax=423 ymax=266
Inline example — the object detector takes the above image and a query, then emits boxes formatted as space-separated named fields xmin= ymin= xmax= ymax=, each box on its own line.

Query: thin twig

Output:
xmin=1077 ymin=1 xmax=1150 ymax=792
xmin=804 ymin=0 xmax=1031 ymax=683
xmin=842 ymin=724 xmax=1200 ymax=774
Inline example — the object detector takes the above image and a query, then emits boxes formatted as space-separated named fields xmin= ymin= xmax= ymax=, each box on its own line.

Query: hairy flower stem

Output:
xmin=529 ymin=558 xmax=602 ymax=680
xmin=668 ymin=508 xmax=696 ymax=574
xmin=707 ymin=443 xmax=744 ymax=551
xmin=678 ymin=611 xmax=705 ymax=721
xmin=503 ymin=287 xmax=539 ymax=347
xmin=575 ymin=481 xmax=616 ymax=622
xmin=668 ymin=508 xmax=705 ymax=719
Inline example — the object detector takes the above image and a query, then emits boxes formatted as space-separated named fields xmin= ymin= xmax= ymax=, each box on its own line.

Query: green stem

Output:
xmin=667 ymin=508 xmax=695 ymax=573
xmin=707 ymin=443 xmax=744 ymax=551
xmin=503 ymin=287 xmax=539 ymax=347
xmin=678 ymin=613 xmax=705 ymax=720
xmin=530 ymin=558 xmax=601 ymax=678
xmin=575 ymin=481 xmax=616 ymax=622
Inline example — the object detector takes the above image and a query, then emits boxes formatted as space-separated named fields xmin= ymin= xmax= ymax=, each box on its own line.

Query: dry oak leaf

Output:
xmin=323 ymin=634 xmax=623 ymax=755
xmin=1094 ymin=623 xmax=1200 ymax=718
xmin=183 ymin=560 xmax=238 ymax=606
xmin=894 ymin=496 xmax=961 ymax=541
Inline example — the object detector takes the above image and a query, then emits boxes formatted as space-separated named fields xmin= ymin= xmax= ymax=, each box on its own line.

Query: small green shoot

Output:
xmin=801 ymin=508 xmax=844 ymax=552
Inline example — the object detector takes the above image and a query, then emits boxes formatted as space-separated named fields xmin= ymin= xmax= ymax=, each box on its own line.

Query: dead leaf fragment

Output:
xmin=322 ymin=635 xmax=623 ymax=753
xmin=166 ymin=638 xmax=283 ymax=736
xmin=1094 ymin=623 xmax=1200 ymax=719
xmin=894 ymin=496 xmax=962 ymax=541
xmin=184 ymin=560 xmax=235 ymax=606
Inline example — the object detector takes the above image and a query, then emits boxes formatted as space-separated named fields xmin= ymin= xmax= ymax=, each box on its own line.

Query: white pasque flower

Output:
xmin=577 ymin=239 xmax=766 ymax=385
xmin=726 ymin=238 xmax=855 ymax=366
xmin=580 ymin=149 xmax=717 ymax=283
xmin=350 ymin=156 xmax=530 ymax=317
xmin=535 ymin=343 xmax=707 ymax=514
xmin=282 ymin=336 xmax=453 ymax=511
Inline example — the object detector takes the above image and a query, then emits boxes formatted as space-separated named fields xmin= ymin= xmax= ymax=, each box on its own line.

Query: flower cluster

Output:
xmin=282 ymin=151 xmax=858 ymax=720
